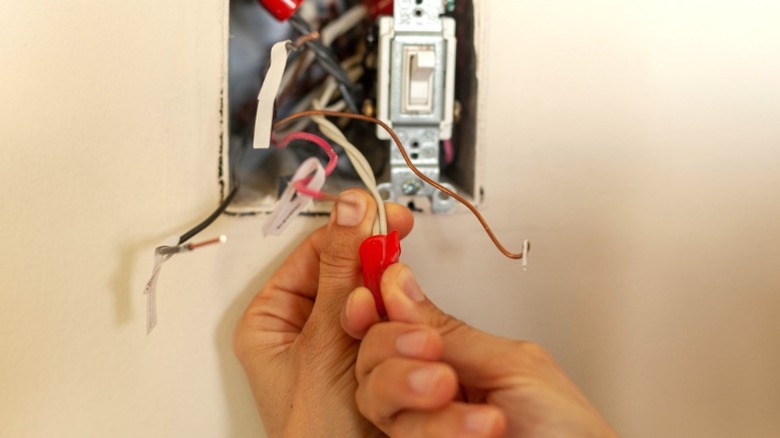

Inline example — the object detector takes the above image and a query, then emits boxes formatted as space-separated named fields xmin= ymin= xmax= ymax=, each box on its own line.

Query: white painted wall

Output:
xmin=2 ymin=1 xmax=779 ymax=437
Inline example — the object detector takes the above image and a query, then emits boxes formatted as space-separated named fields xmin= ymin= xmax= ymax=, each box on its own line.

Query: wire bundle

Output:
xmin=172 ymin=1 xmax=527 ymax=260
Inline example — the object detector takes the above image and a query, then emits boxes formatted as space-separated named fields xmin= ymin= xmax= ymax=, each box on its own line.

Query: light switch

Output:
xmin=403 ymin=46 xmax=435 ymax=113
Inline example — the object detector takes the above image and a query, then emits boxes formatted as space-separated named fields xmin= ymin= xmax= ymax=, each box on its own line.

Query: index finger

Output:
xmin=356 ymin=322 xmax=443 ymax=381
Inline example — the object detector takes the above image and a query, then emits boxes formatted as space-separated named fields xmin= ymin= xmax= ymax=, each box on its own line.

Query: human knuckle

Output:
xmin=355 ymin=354 xmax=370 ymax=381
xmin=355 ymin=329 xmax=388 ymax=379
xmin=297 ymin=319 xmax=340 ymax=356
xmin=318 ymin=255 xmax=360 ymax=288
xmin=319 ymin=248 xmax=357 ymax=271
xmin=357 ymin=373 xmax=386 ymax=421
xmin=436 ymin=314 xmax=468 ymax=338
xmin=390 ymin=419 xmax=413 ymax=438
xmin=320 ymin=235 xmax=360 ymax=268
xmin=232 ymin=328 xmax=247 ymax=362
xmin=511 ymin=340 xmax=554 ymax=368
xmin=362 ymin=323 xmax=384 ymax=343
xmin=231 ymin=293 xmax=273 ymax=361
xmin=363 ymin=321 xmax=397 ymax=345
xmin=521 ymin=341 xmax=552 ymax=361
xmin=355 ymin=386 xmax=373 ymax=419
xmin=232 ymin=315 xmax=253 ymax=363
xmin=422 ymin=413 xmax=447 ymax=438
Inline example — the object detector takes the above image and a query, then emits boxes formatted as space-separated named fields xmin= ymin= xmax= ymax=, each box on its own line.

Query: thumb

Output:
xmin=380 ymin=264 xmax=522 ymax=388
xmin=312 ymin=189 xmax=377 ymax=318
xmin=380 ymin=263 xmax=453 ymax=328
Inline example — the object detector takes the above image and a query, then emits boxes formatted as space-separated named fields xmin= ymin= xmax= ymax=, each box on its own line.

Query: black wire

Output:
xmin=177 ymin=185 xmax=239 ymax=245
xmin=288 ymin=14 xmax=361 ymax=112
xmin=173 ymin=107 xmax=256 ymax=245
xmin=337 ymin=83 xmax=359 ymax=115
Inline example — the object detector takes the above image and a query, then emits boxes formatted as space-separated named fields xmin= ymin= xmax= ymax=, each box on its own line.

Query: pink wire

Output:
xmin=276 ymin=131 xmax=339 ymax=199
xmin=443 ymin=139 xmax=455 ymax=165
xmin=277 ymin=131 xmax=338 ymax=175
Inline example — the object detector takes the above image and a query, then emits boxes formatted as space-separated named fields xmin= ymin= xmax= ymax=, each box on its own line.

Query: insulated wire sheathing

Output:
xmin=289 ymin=32 xmax=320 ymax=50
xmin=177 ymin=185 xmax=239 ymax=245
xmin=158 ymin=235 xmax=228 ymax=255
xmin=442 ymin=139 xmax=455 ymax=166
xmin=274 ymin=110 xmax=530 ymax=261
xmin=311 ymin=80 xmax=387 ymax=235
xmin=288 ymin=15 xmax=361 ymax=113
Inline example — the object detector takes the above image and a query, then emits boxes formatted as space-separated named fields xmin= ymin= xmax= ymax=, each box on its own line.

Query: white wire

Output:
xmin=319 ymin=78 xmax=338 ymax=107
xmin=312 ymin=80 xmax=387 ymax=235
xmin=321 ymin=5 xmax=367 ymax=46
xmin=318 ymin=119 xmax=386 ymax=235
xmin=325 ymin=100 xmax=347 ymax=112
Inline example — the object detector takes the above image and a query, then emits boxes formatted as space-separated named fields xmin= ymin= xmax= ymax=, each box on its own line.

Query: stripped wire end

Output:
xmin=291 ymin=179 xmax=339 ymax=202
xmin=288 ymin=31 xmax=321 ymax=51
xmin=158 ymin=236 xmax=227 ymax=255
xmin=522 ymin=240 xmax=530 ymax=269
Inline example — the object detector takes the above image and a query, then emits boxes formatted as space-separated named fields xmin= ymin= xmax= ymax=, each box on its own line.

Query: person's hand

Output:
xmin=233 ymin=189 xmax=413 ymax=437
xmin=343 ymin=264 xmax=617 ymax=438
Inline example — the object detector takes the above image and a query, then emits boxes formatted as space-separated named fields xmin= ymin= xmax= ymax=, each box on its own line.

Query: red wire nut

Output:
xmin=259 ymin=0 xmax=305 ymax=21
xmin=363 ymin=0 xmax=393 ymax=19
xmin=359 ymin=231 xmax=401 ymax=318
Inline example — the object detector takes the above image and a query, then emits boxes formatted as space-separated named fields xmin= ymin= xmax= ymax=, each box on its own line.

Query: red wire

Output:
xmin=277 ymin=131 xmax=339 ymax=175
xmin=443 ymin=139 xmax=455 ymax=165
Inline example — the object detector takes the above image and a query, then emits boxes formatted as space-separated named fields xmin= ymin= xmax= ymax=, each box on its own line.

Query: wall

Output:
xmin=1 ymin=1 xmax=778 ymax=437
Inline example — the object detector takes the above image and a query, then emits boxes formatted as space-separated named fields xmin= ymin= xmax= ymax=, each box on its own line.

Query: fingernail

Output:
xmin=408 ymin=366 xmax=442 ymax=394
xmin=465 ymin=409 xmax=498 ymax=434
xmin=398 ymin=267 xmax=426 ymax=302
xmin=395 ymin=329 xmax=430 ymax=357
xmin=336 ymin=192 xmax=366 ymax=227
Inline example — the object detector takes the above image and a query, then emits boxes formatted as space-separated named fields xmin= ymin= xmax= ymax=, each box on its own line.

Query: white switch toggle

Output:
xmin=403 ymin=46 xmax=435 ymax=113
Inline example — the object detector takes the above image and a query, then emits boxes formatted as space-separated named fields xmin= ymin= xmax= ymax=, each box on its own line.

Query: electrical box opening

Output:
xmin=223 ymin=0 xmax=481 ymax=215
